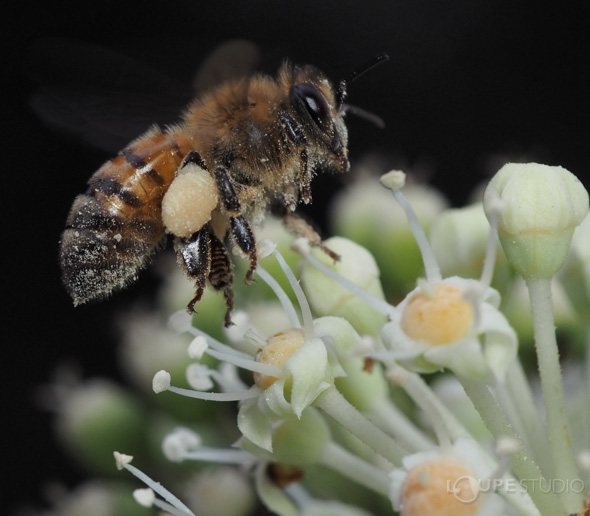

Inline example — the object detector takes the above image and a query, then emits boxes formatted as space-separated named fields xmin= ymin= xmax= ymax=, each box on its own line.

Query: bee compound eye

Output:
xmin=292 ymin=84 xmax=328 ymax=127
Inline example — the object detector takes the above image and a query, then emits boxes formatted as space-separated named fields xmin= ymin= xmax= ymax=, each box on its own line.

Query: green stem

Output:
xmin=368 ymin=397 xmax=433 ymax=452
xmin=502 ymin=360 xmax=553 ymax=477
xmin=388 ymin=363 xmax=541 ymax=515
xmin=315 ymin=386 xmax=406 ymax=465
xmin=584 ymin=328 xmax=590 ymax=451
xmin=526 ymin=277 xmax=583 ymax=514
xmin=320 ymin=441 xmax=390 ymax=496
xmin=459 ymin=376 xmax=565 ymax=515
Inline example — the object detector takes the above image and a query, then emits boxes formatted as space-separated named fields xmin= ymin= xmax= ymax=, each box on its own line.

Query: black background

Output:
xmin=7 ymin=0 xmax=589 ymax=513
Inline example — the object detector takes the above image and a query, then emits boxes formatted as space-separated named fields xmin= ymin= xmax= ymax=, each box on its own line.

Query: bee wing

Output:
xmin=27 ymin=39 xmax=261 ymax=154
xmin=26 ymin=38 xmax=194 ymax=153
xmin=191 ymin=39 xmax=261 ymax=96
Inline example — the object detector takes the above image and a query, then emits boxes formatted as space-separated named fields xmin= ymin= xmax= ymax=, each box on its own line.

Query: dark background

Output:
xmin=7 ymin=0 xmax=589 ymax=513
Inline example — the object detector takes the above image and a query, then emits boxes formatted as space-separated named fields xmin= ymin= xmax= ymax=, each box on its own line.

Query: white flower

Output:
xmin=389 ymin=438 xmax=505 ymax=516
xmin=380 ymin=277 xmax=517 ymax=382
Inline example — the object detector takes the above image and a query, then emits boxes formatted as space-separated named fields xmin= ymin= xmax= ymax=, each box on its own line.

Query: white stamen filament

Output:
xmin=255 ymin=266 xmax=301 ymax=328
xmin=180 ymin=447 xmax=255 ymax=464
xmin=480 ymin=189 xmax=504 ymax=290
xmin=167 ymin=384 xmax=261 ymax=402
xmin=380 ymin=170 xmax=442 ymax=283
xmin=272 ymin=248 xmax=315 ymax=337
xmin=204 ymin=347 xmax=282 ymax=377
xmin=115 ymin=453 xmax=196 ymax=516
xmin=182 ymin=316 xmax=253 ymax=360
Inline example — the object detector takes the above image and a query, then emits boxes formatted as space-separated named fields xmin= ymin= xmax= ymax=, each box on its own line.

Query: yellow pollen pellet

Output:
xmin=253 ymin=329 xmax=305 ymax=390
xmin=162 ymin=164 xmax=219 ymax=238
xmin=401 ymin=283 xmax=473 ymax=345
xmin=401 ymin=457 xmax=480 ymax=516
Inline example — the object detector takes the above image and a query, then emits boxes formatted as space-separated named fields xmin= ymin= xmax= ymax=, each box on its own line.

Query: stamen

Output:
xmin=152 ymin=370 xmax=261 ymax=401
xmin=162 ymin=427 xmax=255 ymax=465
xmin=186 ymin=363 xmax=214 ymax=391
xmin=114 ymin=452 xmax=196 ymax=516
xmin=205 ymin=347 xmax=282 ymax=377
xmin=256 ymin=266 xmax=301 ymax=329
xmin=272 ymin=248 xmax=315 ymax=337
xmin=480 ymin=189 xmax=504 ymax=290
xmin=168 ymin=309 xmax=253 ymax=360
xmin=153 ymin=370 xmax=171 ymax=393
xmin=133 ymin=488 xmax=155 ymax=507
xmin=167 ymin=384 xmax=261 ymax=402
xmin=188 ymin=336 xmax=208 ymax=359
xmin=380 ymin=170 xmax=442 ymax=283
xmin=180 ymin=448 xmax=255 ymax=464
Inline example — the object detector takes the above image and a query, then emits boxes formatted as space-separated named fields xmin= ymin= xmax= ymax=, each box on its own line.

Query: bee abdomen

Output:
xmin=60 ymin=195 xmax=164 ymax=305
xmin=60 ymin=128 xmax=194 ymax=305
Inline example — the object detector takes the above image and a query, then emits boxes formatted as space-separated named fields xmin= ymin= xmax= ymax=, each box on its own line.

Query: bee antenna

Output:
xmin=341 ymin=103 xmax=385 ymax=128
xmin=336 ymin=53 xmax=389 ymax=107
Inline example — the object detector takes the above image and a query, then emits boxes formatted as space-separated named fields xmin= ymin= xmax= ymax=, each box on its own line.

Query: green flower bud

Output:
xmin=558 ymin=214 xmax=590 ymax=319
xmin=299 ymin=237 xmax=388 ymax=335
xmin=429 ymin=203 xmax=513 ymax=294
xmin=484 ymin=163 xmax=589 ymax=279
xmin=55 ymin=379 xmax=146 ymax=474
xmin=272 ymin=407 xmax=331 ymax=466
xmin=47 ymin=480 xmax=150 ymax=516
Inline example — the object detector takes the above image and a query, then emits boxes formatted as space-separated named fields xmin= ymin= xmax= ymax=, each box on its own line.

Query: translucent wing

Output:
xmin=26 ymin=38 xmax=260 ymax=153
xmin=192 ymin=39 xmax=260 ymax=95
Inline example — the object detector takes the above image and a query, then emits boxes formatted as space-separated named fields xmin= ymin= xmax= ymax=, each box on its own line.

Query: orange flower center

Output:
xmin=401 ymin=283 xmax=473 ymax=345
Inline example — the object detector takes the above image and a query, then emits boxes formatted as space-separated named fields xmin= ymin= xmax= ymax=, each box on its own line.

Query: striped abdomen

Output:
xmin=60 ymin=127 xmax=192 ymax=305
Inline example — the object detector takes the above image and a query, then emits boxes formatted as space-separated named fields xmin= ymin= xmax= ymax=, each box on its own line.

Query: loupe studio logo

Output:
xmin=447 ymin=475 xmax=481 ymax=504
xmin=447 ymin=476 xmax=587 ymax=504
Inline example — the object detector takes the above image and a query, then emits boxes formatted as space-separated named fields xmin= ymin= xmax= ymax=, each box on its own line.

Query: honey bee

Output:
xmin=58 ymin=42 xmax=387 ymax=325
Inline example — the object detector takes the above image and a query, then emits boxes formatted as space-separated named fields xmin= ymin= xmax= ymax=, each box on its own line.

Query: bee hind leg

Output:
xmin=176 ymin=227 xmax=235 ymax=326
xmin=208 ymin=233 xmax=235 ymax=327
xmin=176 ymin=228 xmax=212 ymax=314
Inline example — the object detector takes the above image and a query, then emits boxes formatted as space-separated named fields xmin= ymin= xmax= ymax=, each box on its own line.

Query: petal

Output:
xmin=237 ymin=398 xmax=274 ymax=452
xmin=285 ymin=338 xmax=331 ymax=417
xmin=424 ymin=338 xmax=490 ymax=381
xmin=478 ymin=303 xmax=518 ymax=382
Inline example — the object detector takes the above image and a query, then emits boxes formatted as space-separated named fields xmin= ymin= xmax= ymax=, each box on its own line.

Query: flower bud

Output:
xmin=272 ymin=407 xmax=330 ymax=466
xmin=299 ymin=237 xmax=387 ymax=335
xmin=55 ymin=379 xmax=146 ymax=474
xmin=484 ymin=163 xmax=589 ymax=279
xmin=558 ymin=213 xmax=590 ymax=319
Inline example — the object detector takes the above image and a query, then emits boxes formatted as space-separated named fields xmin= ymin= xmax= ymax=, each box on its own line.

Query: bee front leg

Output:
xmin=279 ymin=111 xmax=311 ymax=204
xmin=271 ymin=199 xmax=340 ymax=262
xmin=176 ymin=228 xmax=212 ymax=313
xmin=213 ymin=166 xmax=258 ymax=283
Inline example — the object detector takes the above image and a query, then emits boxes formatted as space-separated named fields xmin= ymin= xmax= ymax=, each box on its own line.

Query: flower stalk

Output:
xmin=526 ymin=277 xmax=583 ymax=514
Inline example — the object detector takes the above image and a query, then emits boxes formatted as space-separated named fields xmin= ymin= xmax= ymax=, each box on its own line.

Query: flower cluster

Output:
xmin=37 ymin=162 xmax=588 ymax=516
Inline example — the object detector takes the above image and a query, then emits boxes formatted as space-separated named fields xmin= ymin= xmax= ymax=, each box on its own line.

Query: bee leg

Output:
xmin=181 ymin=150 xmax=208 ymax=170
xmin=230 ymin=215 xmax=257 ymax=283
xmin=271 ymin=200 xmax=340 ymax=262
xmin=279 ymin=111 xmax=312 ymax=204
xmin=176 ymin=229 xmax=212 ymax=313
xmin=213 ymin=166 xmax=257 ymax=284
xmin=208 ymin=233 xmax=235 ymax=327
xmin=214 ymin=166 xmax=241 ymax=214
